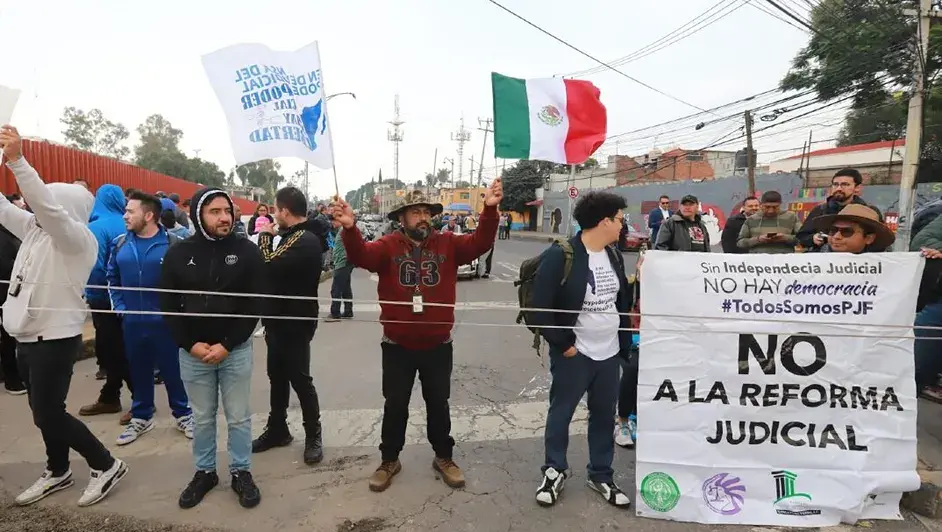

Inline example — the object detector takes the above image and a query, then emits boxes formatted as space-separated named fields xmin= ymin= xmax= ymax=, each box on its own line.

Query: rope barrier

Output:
xmin=4 ymin=278 xmax=940 ymax=334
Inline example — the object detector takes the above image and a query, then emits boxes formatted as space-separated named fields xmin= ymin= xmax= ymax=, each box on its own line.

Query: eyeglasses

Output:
xmin=827 ymin=226 xmax=859 ymax=238
xmin=831 ymin=182 xmax=856 ymax=189
xmin=659 ymin=202 xmax=670 ymax=206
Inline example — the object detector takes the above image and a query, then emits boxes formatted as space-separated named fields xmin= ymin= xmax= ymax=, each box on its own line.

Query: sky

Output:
xmin=0 ymin=0 xmax=830 ymax=200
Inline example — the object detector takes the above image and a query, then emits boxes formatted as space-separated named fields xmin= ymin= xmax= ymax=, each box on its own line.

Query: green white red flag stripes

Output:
xmin=491 ymin=72 xmax=607 ymax=165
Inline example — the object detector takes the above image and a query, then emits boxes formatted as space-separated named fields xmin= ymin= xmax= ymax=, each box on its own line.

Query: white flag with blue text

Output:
xmin=202 ymin=42 xmax=334 ymax=169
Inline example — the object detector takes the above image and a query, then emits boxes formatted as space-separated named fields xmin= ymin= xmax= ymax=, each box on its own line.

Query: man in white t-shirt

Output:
xmin=529 ymin=191 xmax=635 ymax=509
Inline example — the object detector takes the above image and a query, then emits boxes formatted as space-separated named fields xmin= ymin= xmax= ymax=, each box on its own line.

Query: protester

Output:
xmin=325 ymin=223 xmax=354 ymax=321
xmin=0 ymin=221 xmax=22 ymax=394
xmin=334 ymin=181 xmax=501 ymax=492
xmin=247 ymin=204 xmax=274 ymax=236
xmin=736 ymin=191 xmax=801 ymax=254
xmin=647 ymin=195 xmax=672 ymax=243
xmin=498 ymin=213 xmax=508 ymax=239
xmin=232 ymin=203 xmax=247 ymax=238
xmin=0 ymin=125 xmax=128 ymax=507
xmin=797 ymin=168 xmax=884 ymax=251
xmin=252 ymin=186 xmax=325 ymax=466
xmin=811 ymin=204 xmax=894 ymax=254
xmin=910 ymin=212 xmax=942 ymax=401
xmin=159 ymin=187 xmax=265 ymax=509
xmin=160 ymin=198 xmax=191 ymax=239
xmin=504 ymin=213 xmax=513 ymax=238
xmin=108 ymin=192 xmax=193 ymax=446
xmin=653 ymin=195 xmax=710 ymax=252
xmin=720 ymin=197 xmax=759 ymax=253
xmin=168 ymin=193 xmax=190 ymax=230
xmin=529 ymin=191 xmax=633 ymax=508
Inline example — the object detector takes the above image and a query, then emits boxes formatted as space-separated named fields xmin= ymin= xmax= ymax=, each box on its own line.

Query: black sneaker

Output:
xmin=324 ymin=315 xmax=341 ymax=323
xmin=231 ymin=471 xmax=261 ymax=508
xmin=587 ymin=479 xmax=631 ymax=507
xmin=535 ymin=467 xmax=567 ymax=507
xmin=303 ymin=430 xmax=324 ymax=465
xmin=251 ymin=425 xmax=293 ymax=453
xmin=178 ymin=470 xmax=218 ymax=509
xmin=340 ymin=313 xmax=354 ymax=320
xmin=5 ymin=380 xmax=27 ymax=396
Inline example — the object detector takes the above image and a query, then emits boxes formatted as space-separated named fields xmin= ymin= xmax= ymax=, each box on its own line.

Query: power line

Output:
xmin=486 ymin=0 xmax=714 ymax=114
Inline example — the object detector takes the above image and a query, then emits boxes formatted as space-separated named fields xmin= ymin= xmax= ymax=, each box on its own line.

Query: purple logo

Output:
xmin=702 ymin=473 xmax=746 ymax=515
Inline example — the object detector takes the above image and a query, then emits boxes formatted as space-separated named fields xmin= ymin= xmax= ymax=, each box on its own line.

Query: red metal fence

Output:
xmin=0 ymin=139 xmax=258 ymax=213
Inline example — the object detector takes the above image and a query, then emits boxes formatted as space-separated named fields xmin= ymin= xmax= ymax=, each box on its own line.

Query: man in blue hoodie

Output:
xmin=108 ymin=192 xmax=193 ymax=446
xmin=79 ymin=184 xmax=134 ymax=420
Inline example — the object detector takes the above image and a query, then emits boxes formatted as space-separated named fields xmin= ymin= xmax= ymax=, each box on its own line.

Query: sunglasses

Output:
xmin=827 ymin=226 xmax=859 ymax=238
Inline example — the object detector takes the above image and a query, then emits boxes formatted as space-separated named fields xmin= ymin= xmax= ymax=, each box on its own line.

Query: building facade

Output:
xmin=769 ymin=139 xmax=905 ymax=187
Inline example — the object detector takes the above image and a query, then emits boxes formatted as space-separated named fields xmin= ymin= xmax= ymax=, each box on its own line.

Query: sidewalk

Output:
xmin=508 ymin=230 xmax=563 ymax=243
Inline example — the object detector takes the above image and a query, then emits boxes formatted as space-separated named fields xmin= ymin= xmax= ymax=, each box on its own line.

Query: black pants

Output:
xmin=482 ymin=247 xmax=493 ymax=275
xmin=618 ymin=350 xmax=639 ymax=419
xmin=330 ymin=265 xmax=353 ymax=317
xmin=380 ymin=341 xmax=454 ymax=461
xmin=90 ymin=300 xmax=132 ymax=404
xmin=0 ymin=311 xmax=20 ymax=385
xmin=265 ymin=329 xmax=321 ymax=432
xmin=18 ymin=335 xmax=115 ymax=474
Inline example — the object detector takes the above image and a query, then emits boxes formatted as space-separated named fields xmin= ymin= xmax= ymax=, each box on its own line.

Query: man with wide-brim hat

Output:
xmin=811 ymin=203 xmax=894 ymax=253
xmin=386 ymin=190 xmax=443 ymax=222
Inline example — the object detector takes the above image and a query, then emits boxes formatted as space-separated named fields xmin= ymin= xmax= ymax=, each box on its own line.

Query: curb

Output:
xmin=902 ymin=468 xmax=942 ymax=518
xmin=508 ymin=232 xmax=560 ymax=243
xmin=75 ymin=269 xmax=336 ymax=364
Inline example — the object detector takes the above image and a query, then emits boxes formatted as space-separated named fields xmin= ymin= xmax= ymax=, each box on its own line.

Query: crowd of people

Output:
xmin=4 ymin=112 xmax=942 ymax=516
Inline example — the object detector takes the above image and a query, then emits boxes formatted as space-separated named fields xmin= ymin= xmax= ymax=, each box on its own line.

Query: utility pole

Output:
xmin=443 ymin=157 xmax=455 ymax=190
xmin=897 ymin=0 xmax=934 ymax=248
xmin=744 ymin=110 xmax=756 ymax=196
xmin=451 ymin=117 xmax=471 ymax=184
xmin=475 ymin=117 xmax=493 ymax=212
xmin=804 ymin=130 xmax=812 ymax=184
xmin=387 ymin=94 xmax=404 ymax=190
xmin=303 ymin=162 xmax=309 ymax=199
xmin=429 ymin=148 xmax=438 ymax=197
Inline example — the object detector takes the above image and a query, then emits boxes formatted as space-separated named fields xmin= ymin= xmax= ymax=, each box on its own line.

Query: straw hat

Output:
xmin=387 ymin=190 xmax=443 ymax=222
xmin=811 ymin=203 xmax=895 ymax=250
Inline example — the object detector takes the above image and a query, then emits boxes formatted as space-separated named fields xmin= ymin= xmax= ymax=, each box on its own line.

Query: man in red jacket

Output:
xmin=332 ymin=180 xmax=502 ymax=493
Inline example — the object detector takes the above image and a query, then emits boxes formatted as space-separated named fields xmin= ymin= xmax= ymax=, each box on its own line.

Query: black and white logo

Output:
xmin=225 ymin=254 xmax=239 ymax=266
xmin=187 ymin=257 xmax=196 ymax=266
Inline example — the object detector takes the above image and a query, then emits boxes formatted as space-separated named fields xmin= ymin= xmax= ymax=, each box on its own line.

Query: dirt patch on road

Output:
xmin=335 ymin=517 xmax=390 ymax=532
xmin=0 ymin=493 xmax=230 ymax=532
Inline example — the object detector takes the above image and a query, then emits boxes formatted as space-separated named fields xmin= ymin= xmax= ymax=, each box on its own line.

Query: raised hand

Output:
xmin=484 ymin=178 xmax=503 ymax=207
xmin=0 ymin=125 xmax=23 ymax=162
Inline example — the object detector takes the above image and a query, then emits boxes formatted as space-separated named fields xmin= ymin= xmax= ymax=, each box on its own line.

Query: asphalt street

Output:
xmin=0 ymin=239 xmax=937 ymax=532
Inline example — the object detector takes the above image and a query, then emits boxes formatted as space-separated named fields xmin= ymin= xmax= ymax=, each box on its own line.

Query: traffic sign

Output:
xmin=568 ymin=186 xmax=578 ymax=199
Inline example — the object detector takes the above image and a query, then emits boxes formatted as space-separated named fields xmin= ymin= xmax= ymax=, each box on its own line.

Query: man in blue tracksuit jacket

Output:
xmin=107 ymin=192 xmax=192 ymax=446
xmin=79 ymin=184 xmax=134 ymax=418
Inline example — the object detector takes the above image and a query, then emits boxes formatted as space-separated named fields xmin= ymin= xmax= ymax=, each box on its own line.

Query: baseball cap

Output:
xmin=169 ymin=193 xmax=181 ymax=203
xmin=681 ymin=194 xmax=699 ymax=205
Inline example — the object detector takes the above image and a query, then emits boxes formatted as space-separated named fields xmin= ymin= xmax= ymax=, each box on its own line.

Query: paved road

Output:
xmin=0 ymin=240 xmax=936 ymax=532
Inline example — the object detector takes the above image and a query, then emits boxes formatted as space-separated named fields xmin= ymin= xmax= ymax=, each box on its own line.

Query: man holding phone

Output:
xmin=736 ymin=190 xmax=801 ymax=254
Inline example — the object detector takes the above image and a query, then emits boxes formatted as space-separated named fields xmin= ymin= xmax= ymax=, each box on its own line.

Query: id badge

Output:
xmin=412 ymin=293 xmax=424 ymax=314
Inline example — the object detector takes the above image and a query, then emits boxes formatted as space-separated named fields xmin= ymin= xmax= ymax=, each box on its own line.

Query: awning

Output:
xmin=446 ymin=203 xmax=472 ymax=211
xmin=526 ymin=199 xmax=543 ymax=206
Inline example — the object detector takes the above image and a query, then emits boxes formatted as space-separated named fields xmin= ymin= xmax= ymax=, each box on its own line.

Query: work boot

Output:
xmin=303 ymin=424 xmax=324 ymax=465
xmin=368 ymin=460 xmax=402 ymax=492
xmin=79 ymin=400 xmax=122 ymax=417
xmin=433 ymin=457 xmax=466 ymax=489
xmin=251 ymin=424 xmax=293 ymax=453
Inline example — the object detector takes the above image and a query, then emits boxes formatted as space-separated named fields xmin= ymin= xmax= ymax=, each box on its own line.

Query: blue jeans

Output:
xmin=330 ymin=265 xmax=353 ymax=317
xmin=915 ymin=302 xmax=942 ymax=390
xmin=124 ymin=321 xmax=191 ymax=420
xmin=178 ymin=341 xmax=253 ymax=473
xmin=543 ymin=351 xmax=620 ymax=483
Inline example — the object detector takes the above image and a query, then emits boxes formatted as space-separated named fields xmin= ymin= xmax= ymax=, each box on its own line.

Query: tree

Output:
xmin=134 ymin=114 xmax=187 ymax=176
xmin=499 ymin=160 xmax=553 ymax=213
xmin=454 ymin=180 xmax=473 ymax=188
xmin=60 ymin=107 xmax=131 ymax=160
xmin=780 ymin=1 xmax=942 ymax=152
xmin=435 ymin=168 xmax=450 ymax=185
xmin=181 ymin=157 xmax=226 ymax=188
xmin=236 ymin=160 xmax=286 ymax=203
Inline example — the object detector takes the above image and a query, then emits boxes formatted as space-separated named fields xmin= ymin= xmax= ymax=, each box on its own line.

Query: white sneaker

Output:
xmin=175 ymin=414 xmax=194 ymax=439
xmin=116 ymin=418 xmax=154 ymax=446
xmin=614 ymin=420 xmax=634 ymax=448
xmin=587 ymin=479 xmax=631 ymax=507
xmin=15 ymin=469 xmax=74 ymax=506
xmin=535 ymin=467 xmax=566 ymax=507
xmin=78 ymin=458 xmax=128 ymax=507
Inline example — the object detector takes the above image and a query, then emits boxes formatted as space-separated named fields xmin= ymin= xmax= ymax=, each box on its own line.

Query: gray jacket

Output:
xmin=654 ymin=213 xmax=711 ymax=252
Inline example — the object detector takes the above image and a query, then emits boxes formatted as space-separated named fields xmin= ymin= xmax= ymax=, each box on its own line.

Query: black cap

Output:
xmin=681 ymin=194 xmax=699 ymax=205
xmin=169 ymin=193 xmax=181 ymax=203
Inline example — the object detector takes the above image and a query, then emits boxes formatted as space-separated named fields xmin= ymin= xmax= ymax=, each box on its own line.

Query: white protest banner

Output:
xmin=202 ymin=42 xmax=333 ymax=168
xmin=0 ymin=85 xmax=21 ymax=126
xmin=636 ymin=251 xmax=923 ymax=527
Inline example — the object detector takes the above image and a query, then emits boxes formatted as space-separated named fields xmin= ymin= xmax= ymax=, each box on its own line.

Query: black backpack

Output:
xmin=514 ymin=240 xmax=574 ymax=352
xmin=304 ymin=215 xmax=332 ymax=253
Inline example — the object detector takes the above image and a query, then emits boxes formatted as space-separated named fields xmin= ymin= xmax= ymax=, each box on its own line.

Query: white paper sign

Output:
xmin=637 ymin=251 xmax=923 ymax=527
xmin=202 ymin=42 xmax=334 ymax=169
xmin=0 ymin=85 xmax=21 ymax=126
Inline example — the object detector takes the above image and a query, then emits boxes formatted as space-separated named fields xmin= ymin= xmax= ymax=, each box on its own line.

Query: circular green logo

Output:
xmin=640 ymin=472 xmax=681 ymax=512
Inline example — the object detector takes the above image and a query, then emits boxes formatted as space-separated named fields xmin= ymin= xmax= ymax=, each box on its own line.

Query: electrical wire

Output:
xmin=486 ymin=0 xmax=715 ymax=114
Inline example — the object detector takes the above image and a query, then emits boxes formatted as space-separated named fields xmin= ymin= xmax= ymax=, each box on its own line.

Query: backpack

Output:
xmin=514 ymin=240 xmax=574 ymax=352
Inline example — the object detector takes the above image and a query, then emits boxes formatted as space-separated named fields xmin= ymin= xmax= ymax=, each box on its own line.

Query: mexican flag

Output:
xmin=491 ymin=72 xmax=607 ymax=165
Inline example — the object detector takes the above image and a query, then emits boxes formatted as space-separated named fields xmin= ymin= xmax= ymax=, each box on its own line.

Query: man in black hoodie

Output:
xmin=250 ymin=186 xmax=324 ymax=465
xmin=159 ymin=188 xmax=265 ymax=510
xmin=797 ymin=168 xmax=884 ymax=251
